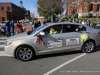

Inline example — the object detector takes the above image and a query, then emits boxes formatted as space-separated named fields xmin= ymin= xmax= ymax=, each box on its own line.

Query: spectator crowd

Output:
xmin=0 ymin=20 xmax=26 ymax=37
xmin=0 ymin=18 xmax=100 ymax=38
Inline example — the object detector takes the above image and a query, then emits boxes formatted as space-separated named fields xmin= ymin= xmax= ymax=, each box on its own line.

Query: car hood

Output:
xmin=6 ymin=32 xmax=28 ymax=41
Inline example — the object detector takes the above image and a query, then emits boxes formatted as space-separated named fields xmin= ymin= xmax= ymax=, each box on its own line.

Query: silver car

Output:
xmin=4 ymin=22 xmax=100 ymax=61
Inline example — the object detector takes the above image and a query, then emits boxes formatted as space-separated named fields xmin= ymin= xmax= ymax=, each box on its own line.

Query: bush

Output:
xmin=77 ymin=18 xmax=100 ymax=24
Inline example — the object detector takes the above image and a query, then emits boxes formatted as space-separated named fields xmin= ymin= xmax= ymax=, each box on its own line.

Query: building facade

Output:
xmin=0 ymin=0 xmax=30 ymax=23
xmin=66 ymin=0 xmax=100 ymax=18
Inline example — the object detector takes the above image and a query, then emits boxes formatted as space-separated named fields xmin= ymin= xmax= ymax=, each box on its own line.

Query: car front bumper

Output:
xmin=4 ymin=45 xmax=15 ymax=57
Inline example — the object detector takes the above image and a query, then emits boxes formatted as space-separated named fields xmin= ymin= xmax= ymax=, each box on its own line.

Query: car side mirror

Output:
xmin=27 ymin=30 xmax=33 ymax=35
xmin=39 ymin=31 xmax=45 ymax=36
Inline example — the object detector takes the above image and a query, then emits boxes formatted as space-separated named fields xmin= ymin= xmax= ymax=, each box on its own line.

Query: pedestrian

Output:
xmin=87 ymin=18 xmax=91 ymax=26
xmin=21 ymin=21 xmax=26 ymax=32
xmin=76 ymin=18 xmax=79 ymax=23
xmin=79 ymin=20 xmax=82 ymax=24
xmin=16 ymin=21 xmax=21 ymax=34
xmin=30 ymin=20 xmax=34 ymax=30
xmin=69 ymin=18 xmax=72 ymax=22
xmin=81 ymin=20 xmax=85 ymax=25
xmin=10 ymin=27 xmax=13 ymax=36
xmin=47 ymin=18 xmax=51 ymax=23
xmin=5 ymin=20 xmax=11 ymax=37
xmin=34 ymin=19 xmax=38 ymax=28
xmin=65 ymin=19 xmax=69 ymax=22
xmin=10 ymin=20 xmax=15 ymax=35
xmin=37 ymin=20 xmax=41 ymax=26
xmin=0 ymin=27 xmax=6 ymax=36
xmin=97 ymin=23 xmax=100 ymax=29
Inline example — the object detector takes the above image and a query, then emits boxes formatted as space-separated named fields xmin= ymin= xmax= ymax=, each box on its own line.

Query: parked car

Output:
xmin=4 ymin=22 xmax=100 ymax=61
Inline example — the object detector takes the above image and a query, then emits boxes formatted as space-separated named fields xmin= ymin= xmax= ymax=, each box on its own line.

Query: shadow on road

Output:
xmin=34 ymin=46 xmax=100 ymax=60
xmin=93 ymin=46 xmax=100 ymax=53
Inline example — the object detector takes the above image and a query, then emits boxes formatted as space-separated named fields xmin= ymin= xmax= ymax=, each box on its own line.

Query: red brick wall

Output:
xmin=0 ymin=2 xmax=25 ymax=22
xmin=93 ymin=3 xmax=97 ymax=12
xmin=66 ymin=0 xmax=100 ymax=15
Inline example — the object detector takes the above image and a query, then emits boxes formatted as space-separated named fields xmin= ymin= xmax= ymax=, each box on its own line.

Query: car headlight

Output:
xmin=5 ymin=41 xmax=13 ymax=46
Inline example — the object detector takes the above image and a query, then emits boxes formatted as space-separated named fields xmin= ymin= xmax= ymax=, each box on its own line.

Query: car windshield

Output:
xmin=29 ymin=24 xmax=47 ymax=35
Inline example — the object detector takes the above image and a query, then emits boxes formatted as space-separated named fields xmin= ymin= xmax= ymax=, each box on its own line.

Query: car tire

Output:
xmin=16 ymin=46 xmax=34 ymax=61
xmin=82 ymin=41 xmax=95 ymax=53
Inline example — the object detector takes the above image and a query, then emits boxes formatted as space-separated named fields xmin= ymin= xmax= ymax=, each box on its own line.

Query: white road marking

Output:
xmin=0 ymin=51 xmax=6 ymax=56
xmin=44 ymin=53 xmax=86 ymax=75
xmin=0 ymin=45 xmax=5 ymax=48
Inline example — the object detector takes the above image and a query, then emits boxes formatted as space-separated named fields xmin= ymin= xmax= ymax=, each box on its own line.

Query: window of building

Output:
xmin=2 ymin=17 xmax=5 ymax=22
xmin=97 ymin=4 xmax=99 ymax=11
xmin=97 ymin=4 xmax=100 ymax=11
xmin=16 ymin=9 xmax=17 ymax=12
xmin=90 ymin=4 xmax=93 ymax=11
xmin=1 ymin=6 xmax=4 ymax=11
xmin=13 ymin=7 xmax=14 ymax=11
xmin=14 ymin=8 xmax=15 ymax=12
xmin=7 ymin=6 xmax=10 ymax=11
xmin=13 ymin=7 xmax=16 ymax=12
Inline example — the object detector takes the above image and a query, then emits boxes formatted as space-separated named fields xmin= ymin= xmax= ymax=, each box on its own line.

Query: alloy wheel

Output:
xmin=82 ymin=41 xmax=95 ymax=53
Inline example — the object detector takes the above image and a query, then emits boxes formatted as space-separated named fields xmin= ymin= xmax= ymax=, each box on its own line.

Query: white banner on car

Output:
xmin=47 ymin=40 xmax=62 ymax=48
xmin=66 ymin=38 xmax=79 ymax=46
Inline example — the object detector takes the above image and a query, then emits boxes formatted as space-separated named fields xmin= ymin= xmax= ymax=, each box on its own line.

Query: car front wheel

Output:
xmin=82 ymin=41 xmax=95 ymax=53
xmin=16 ymin=46 xmax=34 ymax=61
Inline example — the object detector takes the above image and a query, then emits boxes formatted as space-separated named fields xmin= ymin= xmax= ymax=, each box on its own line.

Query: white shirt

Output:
xmin=81 ymin=21 xmax=85 ymax=25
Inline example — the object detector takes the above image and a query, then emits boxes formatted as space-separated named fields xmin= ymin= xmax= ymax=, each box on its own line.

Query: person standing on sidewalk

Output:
xmin=16 ymin=21 xmax=21 ymax=34
xmin=21 ymin=21 xmax=26 ymax=32
xmin=5 ymin=20 xmax=11 ymax=37
xmin=81 ymin=20 xmax=86 ymax=25
xmin=75 ymin=19 xmax=79 ymax=23
xmin=30 ymin=20 xmax=34 ymax=30
xmin=10 ymin=20 xmax=15 ymax=35
xmin=86 ymin=18 xmax=91 ymax=26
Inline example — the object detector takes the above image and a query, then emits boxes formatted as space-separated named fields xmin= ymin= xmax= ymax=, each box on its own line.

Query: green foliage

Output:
xmin=77 ymin=18 xmax=100 ymax=24
xmin=37 ymin=0 xmax=64 ymax=18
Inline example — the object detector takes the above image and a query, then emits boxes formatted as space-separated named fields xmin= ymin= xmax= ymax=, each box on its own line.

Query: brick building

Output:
xmin=66 ymin=0 xmax=100 ymax=18
xmin=0 ymin=0 xmax=30 ymax=23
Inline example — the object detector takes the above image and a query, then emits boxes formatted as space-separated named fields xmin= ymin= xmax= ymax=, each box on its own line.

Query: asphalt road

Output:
xmin=0 ymin=47 xmax=100 ymax=75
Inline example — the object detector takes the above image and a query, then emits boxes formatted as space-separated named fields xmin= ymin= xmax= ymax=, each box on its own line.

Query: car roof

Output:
xmin=46 ymin=22 xmax=84 ymax=26
xmin=45 ymin=22 xmax=95 ymax=30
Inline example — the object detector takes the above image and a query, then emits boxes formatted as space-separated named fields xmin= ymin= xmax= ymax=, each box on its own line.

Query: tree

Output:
xmin=30 ymin=12 xmax=35 ymax=20
xmin=66 ymin=0 xmax=83 ymax=19
xmin=37 ymin=0 xmax=64 ymax=18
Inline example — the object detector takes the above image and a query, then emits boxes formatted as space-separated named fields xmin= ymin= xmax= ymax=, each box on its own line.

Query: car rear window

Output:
xmin=64 ymin=24 xmax=86 ymax=32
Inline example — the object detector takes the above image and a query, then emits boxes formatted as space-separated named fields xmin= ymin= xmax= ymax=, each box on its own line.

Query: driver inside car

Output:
xmin=49 ymin=27 xmax=57 ymax=34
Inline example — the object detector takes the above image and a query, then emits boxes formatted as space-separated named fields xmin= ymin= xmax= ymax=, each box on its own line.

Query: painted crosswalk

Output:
xmin=0 ymin=45 xmax=5 ymax=48
xmin=0 ymin=37 xmax=7 ymax=56
xmin=0 ymin=51 xmax=6 ymax=56
xmin=0 ymin=37 xmax=6 ymax=47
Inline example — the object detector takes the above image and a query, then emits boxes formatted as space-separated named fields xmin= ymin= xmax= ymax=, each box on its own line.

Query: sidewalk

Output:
xmin=0 ymin=23 xmax=37 ymax=33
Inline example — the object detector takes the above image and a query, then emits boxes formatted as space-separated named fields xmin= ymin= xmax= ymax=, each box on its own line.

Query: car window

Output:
xmin=43 ymin=25 xmax=63 ymax=35
xmin=64 ymin=24 xmax=86 ymax=33
xmin=77 ymin=25 xmax=86 ymax=31
xmin=30 ymin=24 xmax=47 ymax=35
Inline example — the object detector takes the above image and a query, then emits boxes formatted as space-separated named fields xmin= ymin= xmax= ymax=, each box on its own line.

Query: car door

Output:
xmin=36 ymin=24 xmax=65 ymax=54
xmin=63 ymin=24 xmax=86 ymax=51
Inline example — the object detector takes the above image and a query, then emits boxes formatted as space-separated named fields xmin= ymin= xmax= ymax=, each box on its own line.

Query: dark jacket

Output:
xmin=10 ymin=22 xmax=15 ymax=28
xmin=5 ymin=22 xmax=10 ymax=31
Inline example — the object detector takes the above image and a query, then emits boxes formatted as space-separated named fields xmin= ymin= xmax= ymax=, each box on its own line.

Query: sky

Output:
xmin=0 ymin=0 xmax=39 ymax=17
